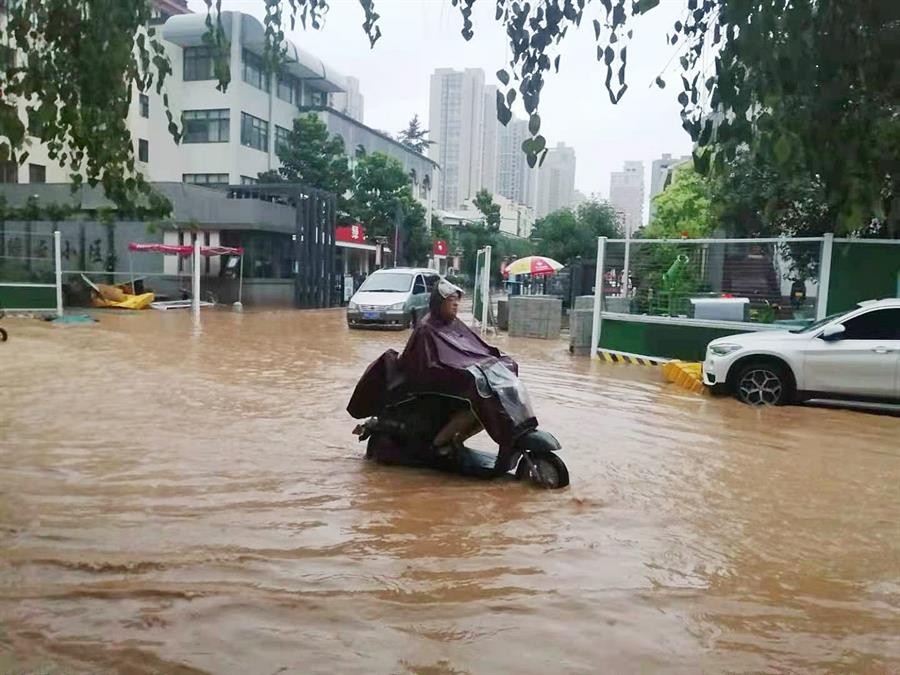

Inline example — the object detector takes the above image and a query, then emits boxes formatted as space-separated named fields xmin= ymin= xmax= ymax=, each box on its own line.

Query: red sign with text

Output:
xmin=433 ymin=239 xmax=448 ymax=256
xmin=336 ymin=224 xmax=367 ymax=243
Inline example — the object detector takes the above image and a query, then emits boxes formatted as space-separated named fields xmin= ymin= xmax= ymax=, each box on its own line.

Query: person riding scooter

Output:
xmin=400 ymin=280 xmax=496 ymax=459
xmin=348 ymin=277 xmax=568 ymax=487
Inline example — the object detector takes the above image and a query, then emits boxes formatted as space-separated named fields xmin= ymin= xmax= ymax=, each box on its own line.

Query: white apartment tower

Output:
xmin=428 ymin=68 xmax=486 ymax=211
xmin=535 ymin=142 xmax=577 ymax=219
xmin=480 ymin=85 xmax=499 ymax=195
xmin=609 ymin=160 xmax=645 ymax=235
xmin=496 ymin=117 xmax=537 ymax=210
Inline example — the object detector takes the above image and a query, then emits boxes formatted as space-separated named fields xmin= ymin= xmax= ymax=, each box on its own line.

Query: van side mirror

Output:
xmin=820 ymin=323 xmax=845 ymax=341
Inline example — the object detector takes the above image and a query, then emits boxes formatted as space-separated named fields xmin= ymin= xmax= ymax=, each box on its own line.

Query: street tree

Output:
xmin=350 ymin=152 xmax=426 ymax=266
xmin=397 ymin=115 xmax=433 ymax=154
xmin=267 ymin=114 xmax=354 ymax=217
xmin=472 ymin=189 xmax=501 ymax=230
xmin=1 ymin=1 xmax=895 ymax=231
xmin=644 ymin=166 xmax=713 ymax=239
xmin=531 ymin=200 xmax=620 ymax=264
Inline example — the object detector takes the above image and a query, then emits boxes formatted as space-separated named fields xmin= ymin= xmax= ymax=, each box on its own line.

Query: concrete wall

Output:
xmin=205 ymin=277 xmax=293 ymax=306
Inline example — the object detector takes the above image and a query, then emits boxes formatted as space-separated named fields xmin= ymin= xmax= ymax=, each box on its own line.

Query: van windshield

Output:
xmin=359 ymin=273 xmax=413 ymax=293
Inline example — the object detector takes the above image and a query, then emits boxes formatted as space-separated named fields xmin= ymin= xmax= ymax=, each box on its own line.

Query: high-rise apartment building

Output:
xmin=496 ymin=117 xmax=537 ymax=210
xmin=609 ymin=160 xmax=645 ymax=235
xmin=535 ymin=142 xmax=577 ymax=219
xmin=480 ymin=85 xmax=499 ymax=195
xmin=428 ymin=68 xmax=486 ymax=211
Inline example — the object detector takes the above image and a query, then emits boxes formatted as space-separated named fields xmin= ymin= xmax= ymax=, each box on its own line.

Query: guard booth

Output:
xmin=225 ymin=183 xmax=341 ymax=309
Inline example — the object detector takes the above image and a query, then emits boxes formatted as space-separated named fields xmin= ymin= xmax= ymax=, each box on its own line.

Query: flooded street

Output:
xmin=1 ymin=309 xmax=898 ymax=674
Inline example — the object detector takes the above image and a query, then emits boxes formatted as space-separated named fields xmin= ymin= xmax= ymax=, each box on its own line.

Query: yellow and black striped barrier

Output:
xmin=595 ymin=349 xmax=708 ymax=395
xmin=596 ymin=349 xmax=663 ymax=366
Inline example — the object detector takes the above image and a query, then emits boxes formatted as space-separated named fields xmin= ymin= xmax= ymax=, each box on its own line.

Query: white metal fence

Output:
xmin=589 ymin=234 xmax=900 ymax=358
xmin=0 ymin=229 xmax=62 ymax=315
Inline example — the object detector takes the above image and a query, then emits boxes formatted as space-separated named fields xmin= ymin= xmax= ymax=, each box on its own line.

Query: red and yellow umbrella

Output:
xmin=503 ymin=255 xmax=564 ymax=278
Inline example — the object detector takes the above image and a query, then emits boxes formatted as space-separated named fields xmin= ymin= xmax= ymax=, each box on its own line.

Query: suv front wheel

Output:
xmin=734 ymin=360 xmax=794 ymax=406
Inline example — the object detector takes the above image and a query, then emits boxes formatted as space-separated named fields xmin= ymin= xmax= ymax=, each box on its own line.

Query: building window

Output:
xmin=241 ymin=49 xmax=269 ymax=92
xmin=138 ymin=139 xmax=149 ymax=163
xmin=240 ymin=175 xmax=259 ymax=185
xmin=139 ymin=94 xmax=149 ymax=118
xmin=309 ymin=89 xmax=327 ymax=107
xmin=183 ymin=173 xmax=229 ymax=185
xmin=184 ymin=46 xmax=215 ymax=81
xmin=28 ymin=163 xmax=45 ymax=184
xmin=183 ymin=109 xmax=230 ymax=143
xmin=0 ymin=160 xmax=17 ymax=184
xmin=275 ymin=125 xmax=291 ymax=153
xmin=240 ymin=112 xmax=269 ymax=152
xmin=276 ymin=73 xmax=299 ymax=104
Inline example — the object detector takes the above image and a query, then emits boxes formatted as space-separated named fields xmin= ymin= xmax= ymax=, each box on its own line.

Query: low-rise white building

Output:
xmin=3 ymin=7 xmax=438 ymax=215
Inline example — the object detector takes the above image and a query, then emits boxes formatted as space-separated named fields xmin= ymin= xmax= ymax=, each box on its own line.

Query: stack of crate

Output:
xmin=508 ymin=296 xmax=562 ymax=339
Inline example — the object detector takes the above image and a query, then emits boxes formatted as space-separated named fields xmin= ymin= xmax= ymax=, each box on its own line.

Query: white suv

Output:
xmin=703 ymin=298 xmax=900 ymax=405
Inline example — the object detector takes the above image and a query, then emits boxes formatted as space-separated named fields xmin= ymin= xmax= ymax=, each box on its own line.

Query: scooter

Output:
xmin=352 ymin=393 xmax=569 ymax=489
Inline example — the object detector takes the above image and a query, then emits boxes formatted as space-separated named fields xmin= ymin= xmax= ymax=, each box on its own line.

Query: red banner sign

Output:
xmin=336 ymin=224 xmax=367 ymax=243
xmin=433 ymin=239 xmax=448 ymax=256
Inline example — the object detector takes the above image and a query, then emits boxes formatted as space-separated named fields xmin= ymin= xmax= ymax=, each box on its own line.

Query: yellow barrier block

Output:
xmin=661 ymin=360 xmax=708 ymax=395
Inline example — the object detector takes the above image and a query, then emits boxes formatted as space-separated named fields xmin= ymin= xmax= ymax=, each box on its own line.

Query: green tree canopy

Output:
xmin=268 ymin=114 xmax=353 ymax=217
xmin=472 ymin=189 xmax=502 ymax=230
xmin=644 ymin=166 xmax=713 ymax=239
xmin=1 ymin=0 xmax=896 ymax=234
xmin=531 ymin=200 xmax=621 ymax=264
xmin=350 ymin=151 xmax=426 ymax=266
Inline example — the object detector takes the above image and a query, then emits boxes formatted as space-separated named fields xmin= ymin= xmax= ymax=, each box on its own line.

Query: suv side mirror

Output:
xmin=820 ymin=323 xmax=846 ymax=341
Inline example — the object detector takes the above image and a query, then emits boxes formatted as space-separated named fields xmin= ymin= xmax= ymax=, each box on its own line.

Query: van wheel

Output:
xmin=735 ymin=361 xmax=793 ymax=406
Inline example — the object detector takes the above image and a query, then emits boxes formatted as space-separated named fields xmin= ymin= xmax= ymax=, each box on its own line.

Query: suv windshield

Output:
xmin=789 ymin=311 xmax=848 ymax=334
xmin=359 ymin=272 xmax=413 ymax=293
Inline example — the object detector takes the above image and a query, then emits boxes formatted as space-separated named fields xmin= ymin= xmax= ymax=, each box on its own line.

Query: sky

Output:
xmin=188 ymin=0 xmax=694 ymax=222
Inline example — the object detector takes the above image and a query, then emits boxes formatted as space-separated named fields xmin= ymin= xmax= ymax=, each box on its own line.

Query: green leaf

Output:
xmin=528 ymin=113 xmax=541 ymax=135
xmin=496 ymin=90 xmax=512 ymax=125
xmin=496 ymin=69 xmax=510 ymax=86
xmin=655 ymin=76 xmax=666 ymax=88
xmin=636 ymin=0 xmax=660 ymax=14
xmin=773 ymin=135 xmax=792 ymax=164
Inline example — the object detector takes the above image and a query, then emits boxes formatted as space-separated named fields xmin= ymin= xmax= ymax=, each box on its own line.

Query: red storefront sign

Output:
xmin=336 ymin=224 xmax=367 ymax=244
xmin=433 ymin=239 xmax=448 ymax=256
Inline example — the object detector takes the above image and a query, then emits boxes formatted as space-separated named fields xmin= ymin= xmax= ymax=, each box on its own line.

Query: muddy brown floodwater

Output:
xmin=1 ymin=309 xmax=899 ymax=674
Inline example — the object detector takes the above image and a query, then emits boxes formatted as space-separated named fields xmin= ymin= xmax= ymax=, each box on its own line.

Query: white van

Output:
xmin=347 ymin=268 xmax=441 ymax=329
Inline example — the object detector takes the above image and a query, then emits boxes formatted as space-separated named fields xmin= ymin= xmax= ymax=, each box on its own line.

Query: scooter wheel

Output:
xmin=517 ymin=453 xmax=569 ymax=489
xmin=0 ymin=327 xmax=7 ymax=342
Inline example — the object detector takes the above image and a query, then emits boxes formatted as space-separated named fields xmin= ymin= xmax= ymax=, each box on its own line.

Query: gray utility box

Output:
xmin=497 ymin=298 xmax=509 ymax=331
xmin=569 ymin=296 xmax=597 ymax=354
xmin=509 ymin=295 xmax=562 ymax=339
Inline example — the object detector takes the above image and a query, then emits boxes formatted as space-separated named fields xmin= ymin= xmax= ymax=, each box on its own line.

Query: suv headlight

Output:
xmin=390 ymin=302 xmax=406 ymax=311
xmin=709 ymin=343 xmax=742 ymax=356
